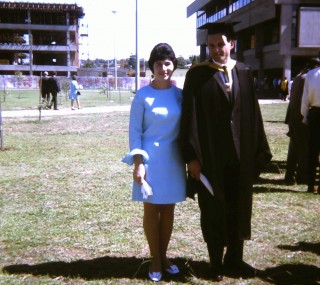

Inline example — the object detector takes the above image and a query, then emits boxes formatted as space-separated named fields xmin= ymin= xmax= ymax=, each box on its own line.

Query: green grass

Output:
xmin=0 ymin=102 xmax=319 ymax=284
xmin=0 ymin=89 xmax=133 ymax=111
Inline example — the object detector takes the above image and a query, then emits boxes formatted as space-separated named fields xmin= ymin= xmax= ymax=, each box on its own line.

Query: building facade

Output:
xmin=0 ymin=1 xmax=84 ymax=76
xmin=187 ymin=0 xmax=320 ymax=89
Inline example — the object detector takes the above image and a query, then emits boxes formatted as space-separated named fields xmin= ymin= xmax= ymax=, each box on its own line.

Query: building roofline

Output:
xmin=187 ymin=0 xmax=211 ymax=18
xmin=0 ymin=1 xmax=84 ymax=17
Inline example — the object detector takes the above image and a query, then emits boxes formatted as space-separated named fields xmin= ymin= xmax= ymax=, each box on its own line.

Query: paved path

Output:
xmin=1 ymin=99 xmax=285 ymax=118
xmin=1 ymin=105 xmax=131 ymax=118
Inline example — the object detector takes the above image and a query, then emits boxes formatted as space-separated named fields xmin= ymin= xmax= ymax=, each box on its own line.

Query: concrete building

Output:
xmin=187 ymin=0 xmax=320 ymax=90
xmin=0 ymin=1 xmax=84 ymax=76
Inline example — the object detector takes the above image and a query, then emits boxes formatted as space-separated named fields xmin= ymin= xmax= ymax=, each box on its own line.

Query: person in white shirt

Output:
xmin=301 ymin=64 xmax=320 ymax=194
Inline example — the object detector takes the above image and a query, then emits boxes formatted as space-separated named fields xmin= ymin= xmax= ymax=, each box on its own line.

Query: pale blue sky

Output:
xmin=14 ymin=0 xmax=198 ymax=60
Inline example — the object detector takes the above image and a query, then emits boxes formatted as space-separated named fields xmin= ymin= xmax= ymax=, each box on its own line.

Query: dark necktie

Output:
xmin=222 ymin=66 xmax=232 ymax=103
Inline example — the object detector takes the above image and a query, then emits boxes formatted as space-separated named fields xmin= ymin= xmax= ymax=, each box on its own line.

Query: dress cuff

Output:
xmin=121 ymin=149 xmax=149 ymax=165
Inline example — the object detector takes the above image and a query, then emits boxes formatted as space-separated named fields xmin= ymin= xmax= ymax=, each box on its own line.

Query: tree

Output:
xmin=15 ymin=71 xmax=23 ymax=99
xmin=177 ymin=56 xmax=187 ymax=69
xmin=128 ymin=55 xmax=136 ymax=69
xmin=191 ymin=55 xmax=199 ymax=66
xmin=82 ymin=59 xmax=96 ymax=68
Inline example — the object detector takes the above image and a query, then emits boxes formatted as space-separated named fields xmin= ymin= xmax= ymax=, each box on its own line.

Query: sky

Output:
xmin=13 ymin=0 xmax=199 ymax=60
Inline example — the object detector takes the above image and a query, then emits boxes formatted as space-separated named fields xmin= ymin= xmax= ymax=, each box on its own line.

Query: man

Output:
xmin=280 ymin=77 xmax=288 ymax=101
xmin=47 ymin=71 xmax=61 ymax=110
xmin=180 ymin=22 xmax=272 ymax=281
xmin=284 ymin=58 xmax=320 ymax=186
xmin=301 ymin=62 xmax=320 ymax=194
xmin=39 ymin=71 xmax=50 ymax=104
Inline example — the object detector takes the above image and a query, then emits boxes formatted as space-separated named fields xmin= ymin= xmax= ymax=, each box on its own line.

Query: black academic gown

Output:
xmin=180 ymin=61 xmax=272 ymax=241
xmin=284 ymin=73 xmax=309 ymax=184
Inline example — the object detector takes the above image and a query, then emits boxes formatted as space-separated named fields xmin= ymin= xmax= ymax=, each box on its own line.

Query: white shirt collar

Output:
xmin=212 ymin=58 xmax=237 ymax=70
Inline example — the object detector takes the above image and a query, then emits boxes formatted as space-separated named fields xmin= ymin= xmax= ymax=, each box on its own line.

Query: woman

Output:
xmin=122 ymin=43 xmax=186 ymax=282
xmin=69 ymin=75 xmax=81 ymax=110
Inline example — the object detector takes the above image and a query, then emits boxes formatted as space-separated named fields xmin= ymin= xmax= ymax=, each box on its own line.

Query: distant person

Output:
xmin=180 ymin=22 xmax=272 ymax=281
xmin=284 ymin=58 xmax=320 ymax=185
xmin=288 ymin=78 xmax=293 ymax=99
xmin=122 ymin=43 xmax=186 ymax=282
xmin=301 ymin=61 xmax=320 ymax=194
xmin=39 ymin=71 xmax=50 ymax=104
xmin=69 ymin=75 xmax=82 ymax=110
xmin=280 ymin=77 xmax=288 ymax=101
xmin=48 ymin=72 xmax=61 ymax=110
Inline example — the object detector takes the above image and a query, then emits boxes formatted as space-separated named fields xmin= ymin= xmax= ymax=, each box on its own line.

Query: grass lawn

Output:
xmin=0 ymin=89 xmax=134 ymax=111
xmin=0 ymin=100 xmax=319 ymax=284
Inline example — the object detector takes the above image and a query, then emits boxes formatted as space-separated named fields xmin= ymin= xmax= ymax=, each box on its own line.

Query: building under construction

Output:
xmin=0 ymin=1 xmax=84 ymax=76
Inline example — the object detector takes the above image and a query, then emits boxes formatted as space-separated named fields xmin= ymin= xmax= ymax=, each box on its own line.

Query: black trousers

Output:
xmin=42 ymin=91 xmax=50 ymax=103
xmin=285 ymin=124 xmax=309 ymax=184
xmin=198 ymin=162 xmax=243 ymax=269
xmin=308 ymin=107 xmax=320 ymax=191
xmin=51 ymin=92 xmax=58 ymax=109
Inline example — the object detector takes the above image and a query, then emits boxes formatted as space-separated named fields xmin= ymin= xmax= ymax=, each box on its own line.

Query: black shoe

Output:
xmin=284 ymin=176 xmax=295 ymax=185
xmin=307 ymin=185 xmax=316 ymax=193
xmin=211 ymin=272 xmax=223 ymax=281
xmin=209 ymin=269 xmax=223 ymax=281
xmin=224 ymin=260 xmax=257 ymax=278
xmin=209 ymin=265 xmax=223 ymax=281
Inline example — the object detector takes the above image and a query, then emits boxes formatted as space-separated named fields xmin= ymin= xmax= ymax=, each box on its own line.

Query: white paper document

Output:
xmin=141 ymin=180 xmax=153 ymax=199
xmin=200 ymin=173 xmax=214 ymax=196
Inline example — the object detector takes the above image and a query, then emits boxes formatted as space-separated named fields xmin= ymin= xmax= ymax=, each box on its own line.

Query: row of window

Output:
xmin=196 ymin=0 xmax=254 ymax=28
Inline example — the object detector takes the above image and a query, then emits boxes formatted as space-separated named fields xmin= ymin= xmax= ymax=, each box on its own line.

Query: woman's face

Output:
xmin=207 ymin=34 xmax=234 ymax=64
xmin=152 ymin=59 xmax=174 ymax=81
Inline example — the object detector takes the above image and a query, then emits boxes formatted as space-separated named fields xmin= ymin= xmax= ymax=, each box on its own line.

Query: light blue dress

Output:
xmin=122 ymin=84 xmax=186 ymax=204
xmin=69 ymin=79 xmax=80 ymax=100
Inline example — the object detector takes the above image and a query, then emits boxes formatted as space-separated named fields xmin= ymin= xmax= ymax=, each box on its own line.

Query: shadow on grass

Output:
xmin=258 ymin=241 xmax=320 ymax=284
xmin=253 ymin=185 xmax=308 ymax=194
xmin=259 ymin=264 xmax=320 ymax=284
xmin=2 ymin=257 xmax=195 ymax=283
xmin=3 ymin=256 xmax=320 ymax=284
xmin=278 ymin=241 xmax=320 ymax=256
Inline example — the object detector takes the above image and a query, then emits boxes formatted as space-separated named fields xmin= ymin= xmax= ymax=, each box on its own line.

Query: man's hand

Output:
xmin=187 ymin=159 xmax=201 ymax=180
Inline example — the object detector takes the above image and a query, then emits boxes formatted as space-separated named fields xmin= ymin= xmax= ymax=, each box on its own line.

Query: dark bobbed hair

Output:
xmin=72 ymin=75 xmax=77 ymax=80
xmin=148 ymin=43 xmax=178 ymax=73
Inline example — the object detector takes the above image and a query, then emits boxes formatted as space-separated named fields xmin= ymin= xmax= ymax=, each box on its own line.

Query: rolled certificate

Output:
xmin=200 ymin=173 xmax=214 ymax=196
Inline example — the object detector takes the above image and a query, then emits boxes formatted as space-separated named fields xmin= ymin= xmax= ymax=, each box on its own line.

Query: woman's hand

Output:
xmin=187 ymin=159 xmax=201 ymax=180
xmin=133 ymin=155 xmax=145 ymax=184
xmin=133 ymin=163 xmax=145 ymax=184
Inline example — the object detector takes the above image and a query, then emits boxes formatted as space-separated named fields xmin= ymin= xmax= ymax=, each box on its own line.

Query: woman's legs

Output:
xmin=159 ymin=204 xmax=175 ymax=269
xmin=144 ymin=203 xmax=161 ymax=272
xmin=76 ymin=99 xmax=81 ymax=109
xmin=143 ymin=203 xmax=175 ymax=273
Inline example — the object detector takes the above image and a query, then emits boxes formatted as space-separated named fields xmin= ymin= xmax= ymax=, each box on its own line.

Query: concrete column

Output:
xmin=66 ymin=12 xmax=71 ymax=77
xmin=27 ymin=10 xmax=33 ymax=75
xmin=283 ymin=54 xmax=291 ymax=82
xmin=200 ymin=44 xmax=207 ymax=62
xmin=279 ymin=4 xmax=292 ymax=80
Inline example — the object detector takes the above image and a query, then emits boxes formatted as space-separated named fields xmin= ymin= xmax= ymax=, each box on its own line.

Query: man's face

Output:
xmin=207 ymin=34 xmax=234 ymax=64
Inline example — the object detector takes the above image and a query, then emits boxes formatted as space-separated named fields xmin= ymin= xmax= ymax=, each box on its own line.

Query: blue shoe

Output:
xmin=165 ymin=264 xmax=179 ymax=274
xmin=148 ymin=271 xmax=162 ymax=282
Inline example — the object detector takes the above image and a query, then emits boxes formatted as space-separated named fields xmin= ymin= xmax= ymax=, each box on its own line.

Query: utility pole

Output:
xmin=135 ymin=0 xmax=140 ymax=92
